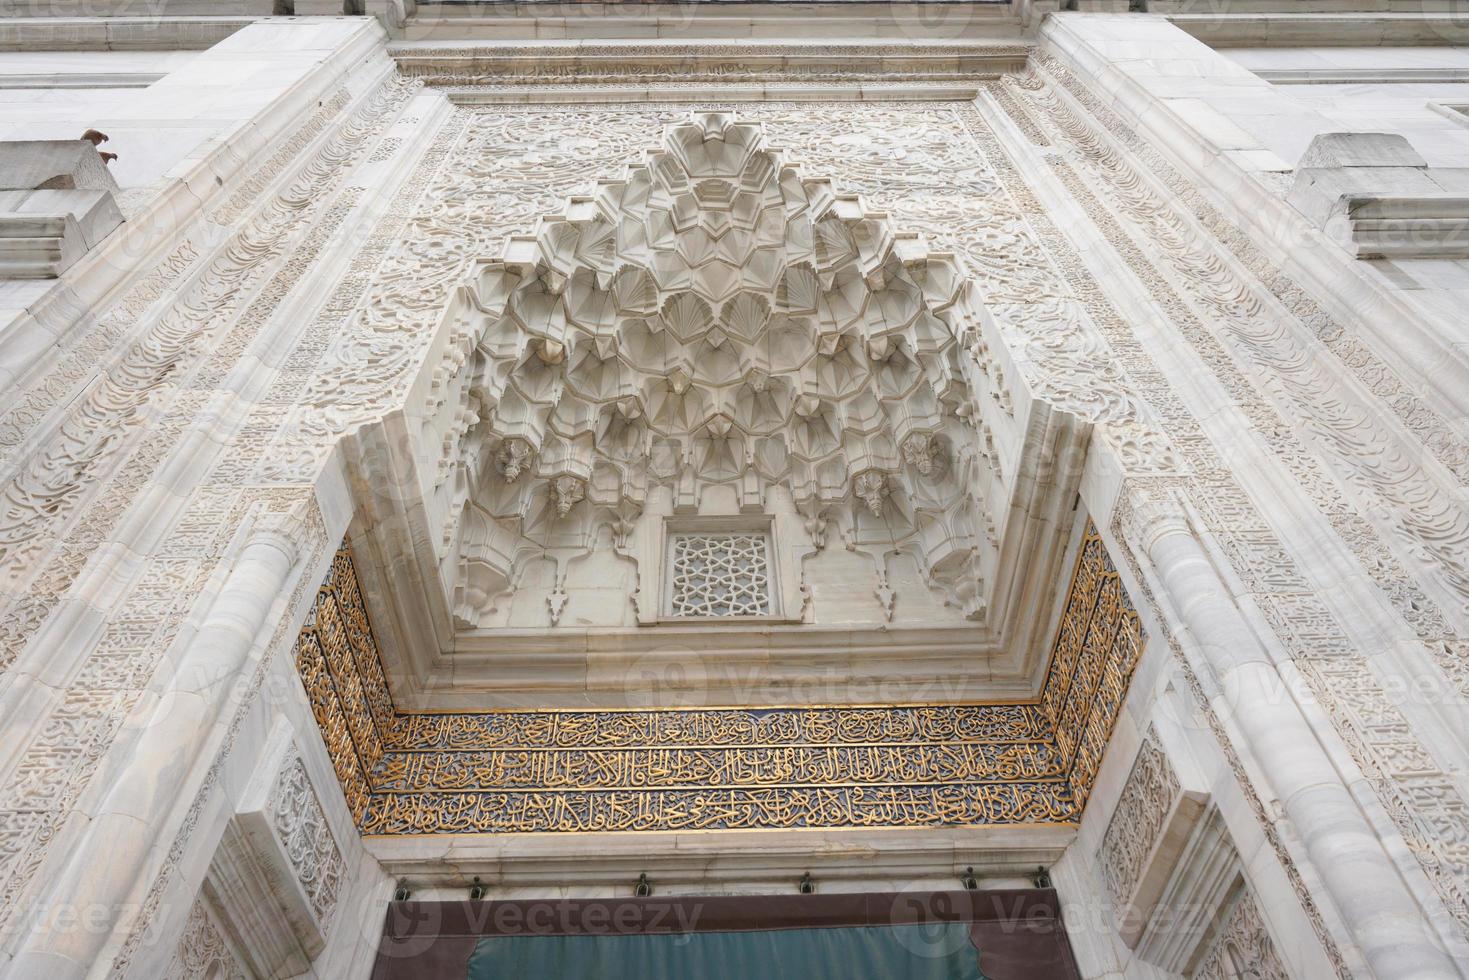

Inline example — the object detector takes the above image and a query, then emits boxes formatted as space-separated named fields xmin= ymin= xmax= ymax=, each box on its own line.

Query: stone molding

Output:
xmin=389 ymin=40 xmax=1032 ymax=92
xmin=0 ymin=15 xmax=256 ymax=52
xmin=1287 ymin=132 xmax=1469 ymax=259
xmin=1138 ymin=810 xmax=1252 ymax=975
xmin=391 ymin=3 xmax=1027 ymax=45
xmin=0 ymin=139 xmax=123 ymax=278
xmin=369 ymin=823 xmax=1075 ymax=892
xmin=1168 ymin=10 xmax=1469 ymax=48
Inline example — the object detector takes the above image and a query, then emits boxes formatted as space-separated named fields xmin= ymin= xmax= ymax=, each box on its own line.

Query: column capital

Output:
xmin=249 ymin=505 xmax=312 ymax=569
xmin=1119 ymin=488 xmax=1192 ymax=555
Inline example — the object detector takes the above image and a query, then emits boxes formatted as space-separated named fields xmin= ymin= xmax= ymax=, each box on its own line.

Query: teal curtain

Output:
xmin=467 ymin=923 xmax=986 ymax=980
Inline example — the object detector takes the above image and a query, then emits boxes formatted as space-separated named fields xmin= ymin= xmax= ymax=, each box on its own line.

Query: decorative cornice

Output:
xmin=1168 ymin=10 xmax=1469 ymax=48
xmin=388 ymin=39 xmax=1033 ymax=90
xmin=0 ymin=15 xmax=256 ymax=52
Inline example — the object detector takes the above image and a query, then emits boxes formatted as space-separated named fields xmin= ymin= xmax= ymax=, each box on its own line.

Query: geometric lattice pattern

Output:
xmin=666 ymin=533 xmax=772 ymax=617
xmin=297 ymin=522 xmax=1144 ymax=834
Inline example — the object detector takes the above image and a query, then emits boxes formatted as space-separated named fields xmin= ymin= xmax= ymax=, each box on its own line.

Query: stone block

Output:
xmin=0 ymin=139 xmax=119 ymax=193
xmin=1288 ymin=133 xmax=1469 ymax=257
xmin=1298 ymin=132 xmax=1427 ymax=170
xmin=0 ymin=188 xmax=122 ymax=278
xmin=0 ymin=140 xmax=123 ymax=277
xmin=203 ymin=726 xmax=344 ymax=980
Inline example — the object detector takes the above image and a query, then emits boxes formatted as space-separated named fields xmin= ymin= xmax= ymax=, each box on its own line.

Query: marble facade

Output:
xmin=1 ymin=2 xmax=1468 ymax=978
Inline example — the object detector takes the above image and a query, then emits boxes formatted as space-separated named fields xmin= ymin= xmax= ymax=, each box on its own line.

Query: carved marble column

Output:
xmin=1132 ymin=495 xmax=1456 ymax=980
xmin=6 ymin=513 xmax=303 ymax=979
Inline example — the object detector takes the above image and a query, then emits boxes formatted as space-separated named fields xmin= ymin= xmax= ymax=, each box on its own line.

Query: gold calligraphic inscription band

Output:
xmin=295 ymin=523 xmax=1143 ymax=834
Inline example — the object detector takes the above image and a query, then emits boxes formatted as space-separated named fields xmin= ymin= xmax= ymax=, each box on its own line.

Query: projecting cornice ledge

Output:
xmin=1168 ymin=10 xmax=1469 ymax=47
xmin=387 ymin=40 xmax=1033 ymax=101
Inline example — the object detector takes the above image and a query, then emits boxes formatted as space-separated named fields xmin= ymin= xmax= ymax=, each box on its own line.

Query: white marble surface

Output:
xmin=1222 ymin=47 xmax=1469 ymax=167
xmin=3 ymin=9 xmax=1469 ymax=980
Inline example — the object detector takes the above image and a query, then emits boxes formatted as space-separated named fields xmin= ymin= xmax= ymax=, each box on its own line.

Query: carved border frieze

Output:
xmin=993 ymin=61 xmax=1469 ymax=938
xmin=297 ymin=522 xmax=1143 ymax=834
xmin=0 ymin=75 xmax=415 ymax=951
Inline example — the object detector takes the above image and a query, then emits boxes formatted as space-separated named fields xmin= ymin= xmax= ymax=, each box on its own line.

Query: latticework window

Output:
xmin=665 ymin=532 xmax=774 ymax=617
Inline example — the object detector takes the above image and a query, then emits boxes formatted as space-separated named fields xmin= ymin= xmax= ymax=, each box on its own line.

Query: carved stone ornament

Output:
xmin=163 ymin=897 xmax=247 ymax=980
xmin=199 ymin=727 xmax=346 ymax=979
xmin=298 ymin=529 xmax=1146 ymax=835
xmin=1192 ymin=887 xmax=1290 ymax=980
xmin=399 ymin=111 xmax=1090 ymax=634
xmin=496 ymin=436 xmax=533 ymax=482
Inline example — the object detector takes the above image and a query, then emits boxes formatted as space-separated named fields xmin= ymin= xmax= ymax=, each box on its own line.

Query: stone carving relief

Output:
xmin=0 ymin=69 xmax=415 ymax=975
xmin=1192 ymin=889 xmax=1290 ymax=980
xmin=734 ymin=106 xmax=1180 ymax=479
xmin=5 ymin=63 xmax=1460 ymax=977
xmin=299 ymin=528 xmax=1144 ymax=834
xmin=430 ymin=112 xmax=996 ymax=625
xmin=666 ymin=531 xmax=773 ymax=617
xmin=1000 ymin=61 xmax=1469 ymax=937
xmin=163 ymin=897 xmax=247 ymax=980
xmin=267 ymin=753 xmax=345 ymax=927
xmin=1097 ymin=731 xmax=1280 ymax=974
xmin=1027 ymin=61 xmax=1469 ymax=634
xmin=0 ymin=85 xmax=380 ymax=908
xmin=360 ymin=110 xmax=1089 ymax=639
xmin=1100 ymin=733 xmax=1180 ymax=914
xmin=0 ymin=83 xmax=381 ymax=669
xmin=184 ymin=731 xmax=345 ymax=979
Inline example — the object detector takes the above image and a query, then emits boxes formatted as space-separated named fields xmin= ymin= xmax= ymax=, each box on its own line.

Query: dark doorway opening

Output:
xmin=371 ymin=888 xmax=1082 ymax=979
